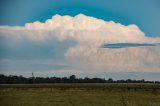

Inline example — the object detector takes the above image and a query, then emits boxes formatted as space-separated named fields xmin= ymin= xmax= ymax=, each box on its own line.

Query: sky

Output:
xmin=0 ymin=0 xmax=160 ymax=80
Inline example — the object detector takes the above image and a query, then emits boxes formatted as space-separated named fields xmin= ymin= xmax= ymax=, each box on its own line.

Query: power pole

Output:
xmin=31 ymin=72 xmax=35 ymax=84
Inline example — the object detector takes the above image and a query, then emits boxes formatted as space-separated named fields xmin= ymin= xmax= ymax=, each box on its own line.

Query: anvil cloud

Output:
xmin=0 ymin=14 xmax=160 ymax=73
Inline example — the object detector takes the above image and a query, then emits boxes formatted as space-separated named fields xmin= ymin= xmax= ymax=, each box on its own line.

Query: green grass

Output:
xmin=0 ymin=84 xmax=160 ymax=106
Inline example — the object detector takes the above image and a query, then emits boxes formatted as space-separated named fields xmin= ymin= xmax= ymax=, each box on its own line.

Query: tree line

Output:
xmin=0 ymin=74 xmax=160 ymax=84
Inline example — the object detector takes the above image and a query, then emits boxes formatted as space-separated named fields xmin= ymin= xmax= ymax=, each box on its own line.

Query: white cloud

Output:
xmin=65 ymin=46 xmax=160 ymax=72
xmin=0 ymin=14 xmax=160 ymax=72
xmin=1 ymin=13 xmax=160 ymax=43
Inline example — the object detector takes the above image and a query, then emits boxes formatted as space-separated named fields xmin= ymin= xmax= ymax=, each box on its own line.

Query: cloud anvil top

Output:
xmin=0 ymin=14 xmax=160 ymax=76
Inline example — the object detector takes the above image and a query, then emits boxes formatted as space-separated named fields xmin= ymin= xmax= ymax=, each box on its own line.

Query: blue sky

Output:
xmin=0 ymin=0 xmax=160 ymax=80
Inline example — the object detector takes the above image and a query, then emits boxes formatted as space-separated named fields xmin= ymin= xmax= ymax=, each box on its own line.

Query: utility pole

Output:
xmin=31 ymin=72 xmax=35 ymax=84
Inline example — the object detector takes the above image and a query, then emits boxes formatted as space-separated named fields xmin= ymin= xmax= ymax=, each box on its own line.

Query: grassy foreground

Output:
xmin=0 ymin=84 xmax=160 ymax=106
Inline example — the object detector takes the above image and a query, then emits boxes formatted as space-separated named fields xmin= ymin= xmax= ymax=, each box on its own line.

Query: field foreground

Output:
xmin=0 ymin=83 xmax=160 ymax=106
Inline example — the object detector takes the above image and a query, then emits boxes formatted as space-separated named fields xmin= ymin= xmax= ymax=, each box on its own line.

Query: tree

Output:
xmin=107 ymin=78 xmax=113 ymax=83
xmin=69 ymin=75 xmax=76 ymax=83
xmin=0 ymin=74 xmax=157 ymax=84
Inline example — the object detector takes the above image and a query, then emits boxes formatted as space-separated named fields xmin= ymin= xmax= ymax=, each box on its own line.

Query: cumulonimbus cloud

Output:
xmin=0 ymin=14 xmax=160 ymax=72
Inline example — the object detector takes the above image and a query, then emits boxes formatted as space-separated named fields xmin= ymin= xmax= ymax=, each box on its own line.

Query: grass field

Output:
xmin=0 ymin=84 xmax=160 ymax=106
